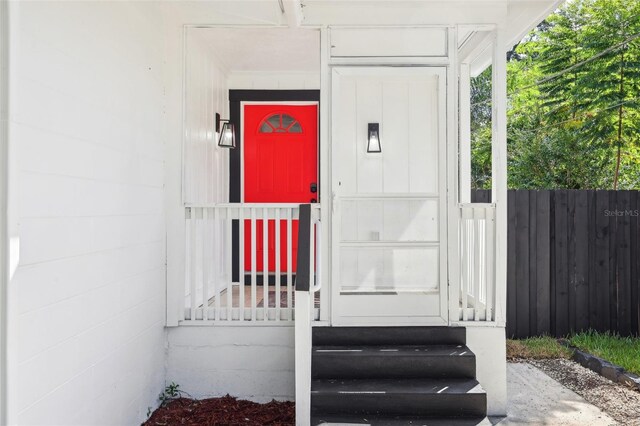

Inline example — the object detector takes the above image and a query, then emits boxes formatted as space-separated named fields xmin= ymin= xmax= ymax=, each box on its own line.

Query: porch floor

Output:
xmin=206 ymin=285 xmax=320 ymax=309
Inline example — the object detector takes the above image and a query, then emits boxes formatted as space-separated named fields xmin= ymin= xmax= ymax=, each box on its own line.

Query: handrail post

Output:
xmin=295 ymin=204 xmax=312 ymax=426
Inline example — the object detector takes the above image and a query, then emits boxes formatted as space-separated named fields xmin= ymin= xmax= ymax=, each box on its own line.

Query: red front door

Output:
xmin=243 ymin=104 xmax=318 ymax=272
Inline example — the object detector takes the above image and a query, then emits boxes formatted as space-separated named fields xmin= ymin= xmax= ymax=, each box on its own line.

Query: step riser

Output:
xmin=313 ymin=327 xmax=466 ymax=346
xmin=312 ymin=415 xmax=491 ymax=426
xmin=312 ymin=355 xmax=476 ymax=379
xmin=311 ymin=394 xmax=487 ymax=417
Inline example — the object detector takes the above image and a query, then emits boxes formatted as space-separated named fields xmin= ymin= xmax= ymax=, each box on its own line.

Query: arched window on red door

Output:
xmin=259 ymin=113 xmax=303 ymax=133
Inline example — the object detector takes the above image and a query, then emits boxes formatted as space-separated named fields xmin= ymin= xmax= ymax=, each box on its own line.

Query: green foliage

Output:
xmin=158 ymin=382 xmax=187 ymax=407
xmin=571 ymin=330 xmax=640 ymax=375
xmin=471 ymin=0 xmax=640 ymax=189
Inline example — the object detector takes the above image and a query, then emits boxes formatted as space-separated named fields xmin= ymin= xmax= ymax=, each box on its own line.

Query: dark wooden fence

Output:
xmin=472 ymin=189 xmax=640 ymax=338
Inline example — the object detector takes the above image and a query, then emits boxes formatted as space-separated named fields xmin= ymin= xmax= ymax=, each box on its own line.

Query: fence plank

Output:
xmin=587 ymin=191 xmax=599 ymax=330
xmin=554 ymin=190 xmax=569 ymax=336
xmin=528 ymin=191 xmax=538 ymax=336
xmin=574 ymin=191 xmax=589 ymax=331
xmin=617 ymin=191 xmax=632 ymax=335
xmin=567 ymin=192 xmax=576 ymax=333
xmin=515 ymin=190 xmax=530 ymax=338
xmin=609 ymin=192 xmax=618 ymax=331
xmin=536 ymin=190 xmax=551 ymax=335
xmin=472 ymin=189 xmax=491 ymax=203
xmin=595 ymin=190 xmax=610 ymax=332
xmin=507 ymin=190 xmax=517 ymax=337
xmin=631 ymin=191 xmax=639 ymax=335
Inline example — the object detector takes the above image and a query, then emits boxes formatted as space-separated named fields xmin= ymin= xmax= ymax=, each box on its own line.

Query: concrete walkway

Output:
xmin=501 ymin=362 xmax=616 ymax=425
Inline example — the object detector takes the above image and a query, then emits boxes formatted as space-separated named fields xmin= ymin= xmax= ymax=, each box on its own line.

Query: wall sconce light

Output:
xmin=367 ymin=123 xmax=381 ymax=153
xmin=216 ymin=112 xmax=236 ymax=149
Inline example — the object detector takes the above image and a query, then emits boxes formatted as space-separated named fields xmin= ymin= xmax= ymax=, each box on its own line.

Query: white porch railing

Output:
xmin=183 ymin=203 xmax=321 ymax=324
xmin=458 ymin=203 xmax=496 ymax=322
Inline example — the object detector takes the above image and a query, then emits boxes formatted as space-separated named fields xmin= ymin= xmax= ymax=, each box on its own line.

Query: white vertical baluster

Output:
xmin=189 ymin=208 xmax=197 ymax=321
xmin=184 ymin=210 xmax=189 ymax=321
xmin=287 ymin=208 xmax=293 ymax=319
xmin=275 ymin=208 xmax=281 ymax=321
xmin=263 ymin=207 xmax=269 ymax=321
xmin=485 ymin=207 xmax=496 ymax=321
xmin=226 ymin=207 xmax=233 ymax=320
xmin=251 ymin=208 xmax=257 ymax=321
xmin=315 ymin=216 xmax=322 ymax=317
xmin=202 ymin=208 xmax=209 ymax=321
xmin=461 ymin=208 xmax=469 ymax=321
xmin=214 ymin=207 xmax=221 ymax=321
xmin=473 ymin=208 xmax=482 ymax=321
xmin=309 ymin=212 xmax=315 ymax=290
xmin=239 ymin=207 xmax=245 ymax=321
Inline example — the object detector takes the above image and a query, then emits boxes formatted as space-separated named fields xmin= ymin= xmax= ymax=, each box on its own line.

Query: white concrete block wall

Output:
xmin=166 ymin=327 xmax=295 ymax=402
xmin=6 ymin=2 xmax=169 ymax=424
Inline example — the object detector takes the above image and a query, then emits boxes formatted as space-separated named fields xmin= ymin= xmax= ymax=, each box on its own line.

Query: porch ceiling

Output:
xmin=302 ymin=0 xmax=563 ymax=49
xmin=191 ymin=27 xmax=320 ymax=73
xmin=167 ymin=0 xmax=563 ymax=59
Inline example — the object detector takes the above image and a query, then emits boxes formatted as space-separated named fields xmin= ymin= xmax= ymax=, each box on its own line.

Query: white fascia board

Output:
xmin=466 ymin=0 xmax=564 ymax=75
xmin=301 ymin=1 xmax=508 ymax=26
xmin=506 ymin=0 xmax=564 ymax=47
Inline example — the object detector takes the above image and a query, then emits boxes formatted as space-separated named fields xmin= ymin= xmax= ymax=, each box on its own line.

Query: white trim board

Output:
xmin=0 ymin=0 xmax=9 ymax=421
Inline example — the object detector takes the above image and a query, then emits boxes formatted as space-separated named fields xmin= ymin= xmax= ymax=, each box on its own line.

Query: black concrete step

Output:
xmin=312 ymin=344 xmax=476 ymax=379
xmin=312 ymin=326 xmax=466 ymax=346
xmin=311 ymin=414 xmax=491 ymax=425
xmin=311 ymin=378 xmax=487 ymax=417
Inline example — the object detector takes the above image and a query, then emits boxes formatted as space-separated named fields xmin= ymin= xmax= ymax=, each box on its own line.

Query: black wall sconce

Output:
xmin=367 ymin=123 xmax=381 ymax=153
xmin=216 ymin=112 xmax=236 ymax=149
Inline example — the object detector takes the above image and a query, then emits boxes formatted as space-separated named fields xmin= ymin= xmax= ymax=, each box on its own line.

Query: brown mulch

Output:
xmin=144 ymin=395 xmax=295 ymax=426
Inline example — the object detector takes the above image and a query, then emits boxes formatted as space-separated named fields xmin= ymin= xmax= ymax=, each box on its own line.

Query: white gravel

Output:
xmin=529 ymin=359 xmax=640 ymax=425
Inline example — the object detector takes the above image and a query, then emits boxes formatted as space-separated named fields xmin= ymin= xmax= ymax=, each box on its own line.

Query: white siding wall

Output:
xmin=183 ymin=32 xmax=229 ymax=204
xmin=182 ymin=31 xmax=231 ymax=304
xmin=7 ymin=2 xmax=168 ymax=424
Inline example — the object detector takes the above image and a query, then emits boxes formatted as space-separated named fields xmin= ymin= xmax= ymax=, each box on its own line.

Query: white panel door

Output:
xmin=331 ymin=67 xmax=448 ymax=325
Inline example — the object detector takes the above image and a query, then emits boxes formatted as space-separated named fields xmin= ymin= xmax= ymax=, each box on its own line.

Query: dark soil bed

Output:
xmin=144 ymin=395 xmax=295 ymax=426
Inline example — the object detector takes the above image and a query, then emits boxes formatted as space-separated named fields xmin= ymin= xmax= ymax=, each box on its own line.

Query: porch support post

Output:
xmin=318 ymin=27 xmax=330 ymax=322
xmin=491 ymin=26 xmax=508 ymax=326
xmin=459 ymin=62 xmax=471 ymax=204
xmin=0 ymin=0 xmax=8 ymax=421
xmin=446 ymin=26 xmax=460 ymax=323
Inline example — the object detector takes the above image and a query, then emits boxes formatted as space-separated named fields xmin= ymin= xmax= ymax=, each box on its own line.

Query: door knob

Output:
xmin=310 ymin=182 xmax=317 ymax=193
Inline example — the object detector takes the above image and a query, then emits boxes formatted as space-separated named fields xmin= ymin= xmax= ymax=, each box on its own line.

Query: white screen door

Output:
xmin=331 ymin=67 xmax=448 ymax=325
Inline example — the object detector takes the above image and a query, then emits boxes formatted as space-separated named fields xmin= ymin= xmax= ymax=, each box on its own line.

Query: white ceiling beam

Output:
xmin=282 ymin=0 xmax=304 ymax=27
xmin=459 ymin=29 xmax=494 ymax=64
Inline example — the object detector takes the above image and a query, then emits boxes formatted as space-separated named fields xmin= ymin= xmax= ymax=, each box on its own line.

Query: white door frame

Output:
xmin=238 ymin=101 xmax=320 ymax=203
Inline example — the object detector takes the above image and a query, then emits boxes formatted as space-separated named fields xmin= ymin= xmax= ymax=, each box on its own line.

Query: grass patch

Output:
xmin=507 ymin=336 xmax=571 ymax=360
xmin=570 ymin=331 xmax=640 ymax=376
